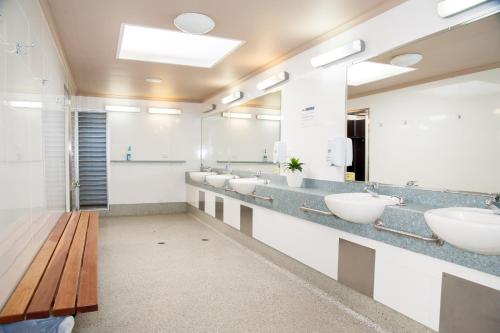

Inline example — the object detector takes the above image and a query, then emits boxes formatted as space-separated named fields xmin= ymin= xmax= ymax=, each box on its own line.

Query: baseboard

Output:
xmin=188 ymin=204 xmax=434 ymax=333
xmin=100 ymin=202 xmax=187 ymax=217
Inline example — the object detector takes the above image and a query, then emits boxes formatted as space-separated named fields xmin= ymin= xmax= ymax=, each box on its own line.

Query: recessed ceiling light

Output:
xmin=145 ymin=77 xmax=162 ymax=83
xmin=221 ymin=112 xmax=252 ymax=119
xmin=174 ymin=13 xmax=215 ymax=35
xmin=105 ymin=105 xmax=140 ymax=112
xmin=117 ymin=24 xmax=244 ymax=68
xmin=390 ymin=53 xmax=423 ymax=67
xmin=347 ymin=61 xmax=415 ymax=86
xmin=221 ymin=91 xmax=243 ymax=105
xmin=7 ymin=101 xmax=43 ymax=109
xmin=148 ymin=107 xmax=182 ymax=115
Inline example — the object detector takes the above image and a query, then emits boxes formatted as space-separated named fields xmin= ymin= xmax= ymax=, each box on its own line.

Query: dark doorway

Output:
xmin=347 ymin=114 xmax=367 ymax=181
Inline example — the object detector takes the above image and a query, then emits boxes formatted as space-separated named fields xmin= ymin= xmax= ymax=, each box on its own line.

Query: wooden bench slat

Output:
xmin=0 ymin=213 xmax=72 ymax=324
xmin=77 ymin=211 xmax=99 ymax=312
xmin=25 ymin=212 xmax=81 ymax=319
xmin=52 ymin=212 xmax=90 ymax=316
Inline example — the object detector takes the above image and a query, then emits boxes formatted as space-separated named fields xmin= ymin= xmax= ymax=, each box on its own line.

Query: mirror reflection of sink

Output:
xmin=229 ymin=178 xmax=267 ymax=195
xmin=324 ymin=193 xmax=399 ymax=224
xmin=189 ymin=171 xmax=216 ymax=183
xmin=424 ymin=207 xmax=500 ymax=255
xmin=206 ymin=174 xmax=238 ymax=188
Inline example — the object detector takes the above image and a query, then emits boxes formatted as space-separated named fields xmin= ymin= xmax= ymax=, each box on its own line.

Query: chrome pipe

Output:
xmin=373 ymin=219 xmax=444 ymax=246
xmin=224 ymin=187 xmax=237 ymax=192
xmin=250 ymin=192 xmax=273 ymax=201
xmin=300 ymin=204 xmax=335 ymax=217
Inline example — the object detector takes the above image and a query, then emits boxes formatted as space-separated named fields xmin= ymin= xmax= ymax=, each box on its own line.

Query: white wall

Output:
xmin=75 ymin=96 xmax=201 ymax=204
xmin=202 ymin=107 xmax=280 ymax=173
xmin=203 ymin=0 xmax=500 ymax=181
xmin=0 ymin=0 xmax=70 ymax=307
xmin=347 ymin=68 xmax=500 ymax=193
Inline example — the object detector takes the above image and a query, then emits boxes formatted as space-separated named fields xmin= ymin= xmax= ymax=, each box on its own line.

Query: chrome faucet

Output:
xmin=254 ymin=170 xmax=270 ymax=184
xmin=201 ymin=165 xmax=212 ymax=172
xmin=223 ymin=162 xmax=232 ymax=174
xmin=485 ymin=197 xmax=500 ymax=215
xmin=363 ymin=182 xmax=379 ymax=197
xmin=391 ymin=195 xmax=406 ymax=206
xmin=406 ymin=180 xmax=418 ymax=187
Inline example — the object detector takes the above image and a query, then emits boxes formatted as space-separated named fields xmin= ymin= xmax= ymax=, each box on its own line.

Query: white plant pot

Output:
xmin=286 ymin=172 xmax=304 ymax=188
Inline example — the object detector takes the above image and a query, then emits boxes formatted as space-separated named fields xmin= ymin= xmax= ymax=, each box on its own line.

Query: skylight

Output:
xmin=347 ymin=61 xmax=415 ymax=86
xmin=117 ymin=24 xmax=244 ymax=68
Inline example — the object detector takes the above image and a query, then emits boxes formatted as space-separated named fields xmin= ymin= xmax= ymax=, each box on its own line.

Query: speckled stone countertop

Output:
xmin=185 ymin=171 xmax=500 ymax=277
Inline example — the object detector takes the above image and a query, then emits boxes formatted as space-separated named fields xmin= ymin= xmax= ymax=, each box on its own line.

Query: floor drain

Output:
xmin=157 ymin=242 xmax=165 ymax=245
xmin=201 ymin=239 xmax=209 ymax=241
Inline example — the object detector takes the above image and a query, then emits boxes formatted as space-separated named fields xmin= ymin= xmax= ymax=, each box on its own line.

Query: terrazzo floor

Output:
xmin=74 ymin=214 xmax=386 ymax=333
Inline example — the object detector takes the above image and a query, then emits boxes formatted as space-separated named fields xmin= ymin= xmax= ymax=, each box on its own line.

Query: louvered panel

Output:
xmin=78 ymin=112 xmax=108 ymax=209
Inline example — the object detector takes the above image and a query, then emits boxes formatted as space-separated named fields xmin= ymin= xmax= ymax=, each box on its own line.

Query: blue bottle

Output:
xmin=126 ymin=146 xmax=132 ymax=161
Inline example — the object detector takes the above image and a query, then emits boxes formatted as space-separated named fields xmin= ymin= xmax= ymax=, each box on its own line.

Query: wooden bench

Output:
xmin=0 ymin=211 xmax=99 ymax=323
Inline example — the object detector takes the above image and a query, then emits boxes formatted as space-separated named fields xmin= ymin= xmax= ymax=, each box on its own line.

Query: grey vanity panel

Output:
xmin=338 ymin=239 xmax=375 ymax=298
xmin=439 ymin=273 xmax=500 ymax=333
xmin=240 ymin=205 xmax=253 ymax=237
xmin=215 ymin=196 xmax=224 ymax=221
xmin=185 ymin=173 xmax=500 ymax=277
xmin=199 ymin=191 xmax=205 ymax=212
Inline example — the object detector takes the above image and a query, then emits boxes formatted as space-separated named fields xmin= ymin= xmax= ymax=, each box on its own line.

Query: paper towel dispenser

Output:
xmin=327 ymin=138 xmax=353 ymax=167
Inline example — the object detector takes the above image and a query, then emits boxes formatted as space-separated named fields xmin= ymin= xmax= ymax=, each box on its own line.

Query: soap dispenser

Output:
xmin=126 ymin=146 xmax=132 ymax=161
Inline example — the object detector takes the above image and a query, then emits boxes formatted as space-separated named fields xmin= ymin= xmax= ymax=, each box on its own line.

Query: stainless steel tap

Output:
xmin=485 ymin=198 xmax=500 ymax=215
xmin=363 ymin=182 xmax=379 ymax=197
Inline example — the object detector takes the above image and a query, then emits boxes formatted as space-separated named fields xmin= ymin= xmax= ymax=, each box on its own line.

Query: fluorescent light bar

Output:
xmin=256 ymin=71 xmax=289 ymax=90
xmin=105 ymin=105 xmax=141 ymax=112
xmin=437 ymin=0 xmax=489 ymax=18
xmin=145 ymin=77 xmax=162 ymax=83
xmin=7 ymin=101 xmax=43 ymax=109
xmin=311 ymin=40 xmax=365 ymax=68
xmin=221 ymin=91 xmax=243 ymax=105
xmin=347 ymin=61 xmax=415 ymax=86
xmin=256 ymin=114 xmax=281 ymax=121
xmin=203 ymin=104 xmax=216 ymax=113
xmin=148 ymin=107 xmax=182 ymax=115
xmin=222 ymin=112 xmax=252 ymax=119
xmin=117 ymin=24 xmax=244 ymax=68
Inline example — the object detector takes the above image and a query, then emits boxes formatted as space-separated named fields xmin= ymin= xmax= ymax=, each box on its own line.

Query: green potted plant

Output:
xmin=285 ymin=157 xmax=305 ymax=187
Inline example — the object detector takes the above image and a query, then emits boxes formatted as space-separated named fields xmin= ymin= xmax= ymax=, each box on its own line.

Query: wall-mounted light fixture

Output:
xmin=437 ymin=0 xmax=489 ymax=18
xmin=203 ymin=104 xmax=216 ymax=113
xmin=148 ymin=107 xmax=182 ymax=115
xmin=256 ymin=114 xmax=281 ymax=121
xmin=7 ymin=101 xmax=43 ymax=109
xmin=221 ymin=91 xmax=243 ymax=104
xmin=105 ymin=105 xmax=141 ymax=112
xmin=221 ymin=112 xmax=252 ymax=119
xmin=256 ymin=71 xmax=289 ymax=90
xmin=311 ymin=40 xmax=365 ymax=68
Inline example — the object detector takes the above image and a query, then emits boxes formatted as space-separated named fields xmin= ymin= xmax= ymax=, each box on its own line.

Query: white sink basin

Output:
xmin=324 ymin=193 xmax=399 ymax=224
xmin=206 ymin=174 xmax=238 ymax=188
xmin=229 ymin=178 xmax=266 ymax=195
xmin=189 ymin=171 xmax=215 ymax=183
xmin=424 ymin=207 xmax=500 ymax=255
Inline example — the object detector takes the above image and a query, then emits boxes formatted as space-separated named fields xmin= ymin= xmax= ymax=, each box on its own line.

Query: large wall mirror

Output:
xmin=201 ymin=91 xmax=281 ymax=172
xmin=345 ymin=12 xmax=500 ymax=194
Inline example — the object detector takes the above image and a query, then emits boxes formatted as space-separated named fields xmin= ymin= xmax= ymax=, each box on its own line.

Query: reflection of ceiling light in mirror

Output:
xmin=203 ymin=104 xmax=216 ymax=113
xmin=117 ymin=24 xmax=243 ymax=68
xmin=145 ymin=77 xmax=162 ymax=83
xmin=348 ymin=61 xmax=415 ymax=86
xmin=347 ymin=115 xmax=365 ymax=121
xmin=256 ymin=114 xmax=281 ymax=121
xmin=221 ymin=91 xmax=243 ymax=104
xmin=429 ymin=114 xmax=448 ymax=121
xmin=495 ymin=109 xmax=500 ymax=115
xmin=174 ymin=13 xmax=215 ymax=35
xmin=7 ymin=101 xmax=43 ymax=109
xmin=105 ymin=105 xmax=140 ymax=112
xmin=222 ymin=112 xmax=252 ymax=119
xmin=148 ymin=108 xmax=182 ymax=115
xmin=390 ymin=53 xmax=423 ymax=67
xmin=257 ymin=72 xmax=289 ymax=90
xmin=311 ymin=40 xmax=365 ymax=68
xmin=437 ymin=0 xmax=489 ymax=18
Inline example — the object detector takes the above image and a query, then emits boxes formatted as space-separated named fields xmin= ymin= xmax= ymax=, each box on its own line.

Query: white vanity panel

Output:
xmin=186 ymin=185 xmax=199 ymax=208
xmin=223 ymin=196 xmax=241 ymax=230
xmin=204 ymin=191 xmax=216 ymax=217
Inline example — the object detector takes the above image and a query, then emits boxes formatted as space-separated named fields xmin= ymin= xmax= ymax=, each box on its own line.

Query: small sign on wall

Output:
xmin=300 ymin=106 xmax=316 ymax=128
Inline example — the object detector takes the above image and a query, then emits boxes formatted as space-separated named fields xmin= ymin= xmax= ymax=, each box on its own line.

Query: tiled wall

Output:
xmin=187 ymin=184 xmax=500 ymax=332
xmin=0 ymin=0 xmax=68 ymax=307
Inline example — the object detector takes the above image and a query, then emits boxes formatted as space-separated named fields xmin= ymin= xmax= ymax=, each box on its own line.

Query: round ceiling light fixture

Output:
xmin=390 ymin=53 xmax=423 ymax=67
xmin=145 ymin=77 xmax=162 ymax=83
xmin=174 ymin=13 xmax=215 ymax=35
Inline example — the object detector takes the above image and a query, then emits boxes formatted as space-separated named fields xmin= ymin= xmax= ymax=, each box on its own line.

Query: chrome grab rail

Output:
xmin=373 ymin=219 xmax=444 ymax=246
xmin=223 ymin=187 xmax=273 ymax=201
xmin=300 ymin=204 xmax=336 ymax=217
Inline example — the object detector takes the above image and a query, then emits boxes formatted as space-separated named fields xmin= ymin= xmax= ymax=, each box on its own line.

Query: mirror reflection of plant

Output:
xmin=285 ymin=157 xmax=304 ymax=173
